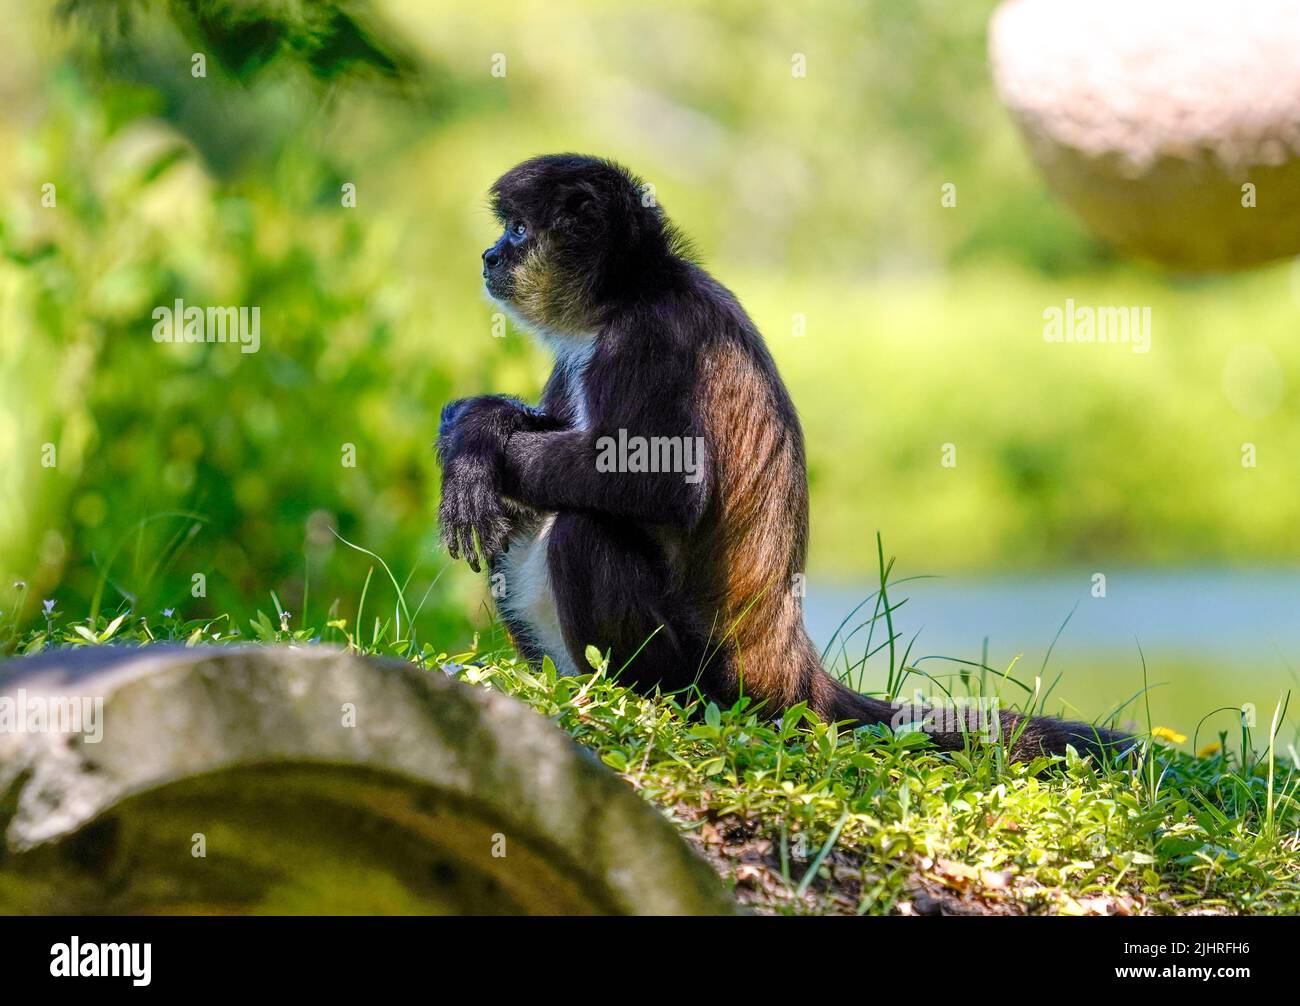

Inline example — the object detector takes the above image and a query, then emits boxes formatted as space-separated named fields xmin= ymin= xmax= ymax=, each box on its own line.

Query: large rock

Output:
xmin=990 ymin=0 xmax=1300 ymax=270
xmin=0 ymin=646 xmax=737 ymax=915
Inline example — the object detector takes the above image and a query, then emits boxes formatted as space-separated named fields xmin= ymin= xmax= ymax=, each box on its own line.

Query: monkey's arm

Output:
xmin=437 ymin=359 xmax=586 ymax=569
xmin=501 ymin=333 xmax=709 ymax=526
xmin=500 ymin=427 xmax=708 ymax=528
xmin=436 ymin=395 xmax=562 ymax=570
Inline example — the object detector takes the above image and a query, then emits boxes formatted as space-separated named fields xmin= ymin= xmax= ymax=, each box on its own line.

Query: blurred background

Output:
xmin=1 ymin=0 xmax=1297 ymax=740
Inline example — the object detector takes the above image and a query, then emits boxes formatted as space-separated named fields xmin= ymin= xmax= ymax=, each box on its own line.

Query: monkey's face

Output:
xmin=484 ymin=154 xmax=681 ymax=337
xmin=481 ymin=214 xmax=595 ymax=337
xmin=483 ymin=226 xmax=595 ymax=339
xmin=480 ymin=219 xmax=529 ymax=302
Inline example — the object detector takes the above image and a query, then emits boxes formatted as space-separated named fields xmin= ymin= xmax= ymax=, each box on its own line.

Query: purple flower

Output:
xmin=43 ymin=599 xmax=55 ymax=615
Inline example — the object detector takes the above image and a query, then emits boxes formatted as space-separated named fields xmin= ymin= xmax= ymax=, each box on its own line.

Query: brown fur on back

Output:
xmin=690 ymin=316 xmax=824 ymax=713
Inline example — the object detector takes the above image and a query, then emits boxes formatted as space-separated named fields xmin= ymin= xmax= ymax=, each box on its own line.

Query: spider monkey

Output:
xmin=437 ymin=153 xmax=1128 ymax=761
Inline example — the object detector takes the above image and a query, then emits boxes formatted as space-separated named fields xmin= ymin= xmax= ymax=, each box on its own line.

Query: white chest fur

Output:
xmin=495 ymin=514 xmax=578 ymax=676
xmin=551 ymin=338 xmax=595 ymax=429
xmin=494 ymin=337 xmax=594 ymax=677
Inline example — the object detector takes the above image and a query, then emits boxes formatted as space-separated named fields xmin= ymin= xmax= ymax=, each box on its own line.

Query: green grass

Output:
xmin=4 ymin=591 xmax=1298 ymax=916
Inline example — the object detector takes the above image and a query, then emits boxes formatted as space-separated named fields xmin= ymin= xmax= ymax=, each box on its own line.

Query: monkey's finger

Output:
xmin=462 ymin=526 xmax=481 ymax=573
xmin=441 ymin=516 xmax=460 ymax=559
xmin=476 ymin=520 xmax=499 ymax=564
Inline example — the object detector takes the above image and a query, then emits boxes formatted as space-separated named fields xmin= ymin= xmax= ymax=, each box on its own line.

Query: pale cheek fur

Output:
xmin=510 ymin=246 xmax=592 ymax=336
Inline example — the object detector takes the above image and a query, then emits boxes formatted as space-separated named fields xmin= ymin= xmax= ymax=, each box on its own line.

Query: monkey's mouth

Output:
xmin=483 ymin=268 xmax=513 ymax=302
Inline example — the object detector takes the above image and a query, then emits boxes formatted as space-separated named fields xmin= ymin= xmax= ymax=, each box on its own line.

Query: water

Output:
xmin=806 ymin=570 xmax=1300 ymax=747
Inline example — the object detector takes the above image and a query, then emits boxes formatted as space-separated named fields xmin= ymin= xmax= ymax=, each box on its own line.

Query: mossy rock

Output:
xmin=0 ymin=646 xmax=737 ymax=915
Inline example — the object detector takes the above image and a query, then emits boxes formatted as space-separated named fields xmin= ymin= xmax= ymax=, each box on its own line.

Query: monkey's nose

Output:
xmin=483 ymin=247 xmax=501 ymax=268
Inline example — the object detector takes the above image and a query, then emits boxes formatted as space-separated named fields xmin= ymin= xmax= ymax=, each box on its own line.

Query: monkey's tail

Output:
xmin=814 ymin=671 xmax=1133 ymax=764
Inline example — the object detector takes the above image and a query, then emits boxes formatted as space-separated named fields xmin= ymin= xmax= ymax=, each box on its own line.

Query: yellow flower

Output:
xmin=1197 ymin=742 xmax=1221 ymax=758
xmin=1151 ymin=726 xmax=1187 ymax=744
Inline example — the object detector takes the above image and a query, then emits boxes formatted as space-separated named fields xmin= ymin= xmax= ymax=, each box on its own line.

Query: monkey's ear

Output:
xmin=557 ymin=182 xmax=601 ymax=227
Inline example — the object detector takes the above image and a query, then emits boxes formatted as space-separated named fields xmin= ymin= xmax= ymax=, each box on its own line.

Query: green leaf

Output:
xmin=98 ymin=612 xmax=127 ymax=642
xmin=250 ymin=610 xmax=277 ymax=642
xmin=513 ymin=663 xmax=544 ymax=691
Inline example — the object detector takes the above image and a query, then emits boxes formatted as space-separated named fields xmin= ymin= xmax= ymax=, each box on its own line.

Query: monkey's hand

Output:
xmin=435 ymin=396 xmax=547 ymax=572
xmin=438 ymin=452 xmax=511 ymax=573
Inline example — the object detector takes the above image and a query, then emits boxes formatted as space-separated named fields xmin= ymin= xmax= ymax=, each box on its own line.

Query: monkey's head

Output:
xmin=483 ymin=154 xmax=687 ymax=337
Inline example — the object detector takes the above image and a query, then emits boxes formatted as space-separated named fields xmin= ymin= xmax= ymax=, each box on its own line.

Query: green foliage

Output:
xmin=756 ymin=265 xmax=1300 ymax=573
xmin=2 ymin=0 xmax=1298 ymax=642
xmin=9 ymin=610 xmax=1297 ymax=915
xmin=0 ymin=72 xmax=453 ymax=629
xmin=286 ymin=652 xmax=1300 ymax=914
xmin=0 ymin=4 xmax=477 ymax=634
xmin=59 ymin=0 xmax=417 ymax=82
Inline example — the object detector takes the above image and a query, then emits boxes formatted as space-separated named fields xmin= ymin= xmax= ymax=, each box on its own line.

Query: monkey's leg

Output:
xmin=546 ymin=512 xmax=708 ymax=696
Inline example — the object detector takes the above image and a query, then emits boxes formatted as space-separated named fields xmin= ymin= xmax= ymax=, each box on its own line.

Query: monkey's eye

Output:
xmin=508 ymin=222 xmax=527 ymax=242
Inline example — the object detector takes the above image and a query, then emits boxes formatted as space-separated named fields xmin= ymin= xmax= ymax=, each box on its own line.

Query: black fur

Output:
xmin=437 ymin=154 xmax=1133 ymax=765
